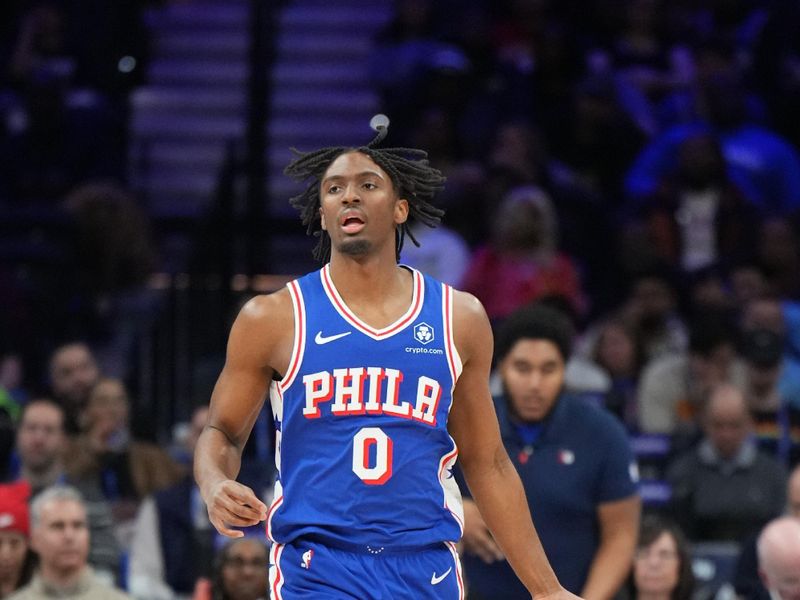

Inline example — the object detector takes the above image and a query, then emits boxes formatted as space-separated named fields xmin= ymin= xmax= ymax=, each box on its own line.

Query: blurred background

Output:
xmin=3 ymin=0 xmax=800 ymax=454
xmin=1 ymin=2 xmax=800 ymax=594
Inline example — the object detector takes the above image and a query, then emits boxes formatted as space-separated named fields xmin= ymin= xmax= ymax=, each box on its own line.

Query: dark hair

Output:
xmin=495 ymin=304 xmax=574 ymax=362
xmin=626 ymin=515 xmax=695 ymax=600
xmin=283 ymin=116 xmax=446 ymax=262
xmin=688 ymin=312 xmax=736 ymax=357
xmin=211 ymin=537 xmax=269 ymax=600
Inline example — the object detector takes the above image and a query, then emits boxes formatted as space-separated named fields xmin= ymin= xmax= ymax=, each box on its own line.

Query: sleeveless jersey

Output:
xmin=266 ymin=264 xmax=464 ymax=549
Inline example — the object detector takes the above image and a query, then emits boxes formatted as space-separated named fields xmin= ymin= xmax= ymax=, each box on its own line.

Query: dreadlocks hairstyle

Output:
xmin=283 ymin=114 xmax=446 ymax=262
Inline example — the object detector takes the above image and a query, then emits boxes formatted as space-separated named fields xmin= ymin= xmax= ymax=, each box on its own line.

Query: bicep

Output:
xmin=447 ymin=292 xmax=506 ymax=475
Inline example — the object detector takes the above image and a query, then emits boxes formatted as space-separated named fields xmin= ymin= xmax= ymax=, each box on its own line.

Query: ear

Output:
xmin=319 ymin=206 xmax=327 ymax=231
xmin=394 ymin=198 xmax=409 ymax=225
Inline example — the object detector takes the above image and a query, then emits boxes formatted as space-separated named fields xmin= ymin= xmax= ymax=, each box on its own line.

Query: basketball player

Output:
xmin=194 ymin=117 xmax=581 ymax=600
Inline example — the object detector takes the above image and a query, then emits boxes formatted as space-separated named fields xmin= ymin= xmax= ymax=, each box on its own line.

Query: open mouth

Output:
xmin=340 ymin=214 xmax=365 ymax=234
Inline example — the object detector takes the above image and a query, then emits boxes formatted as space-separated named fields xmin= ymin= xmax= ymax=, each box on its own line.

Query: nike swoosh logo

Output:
xmin=314 ymin=331 xmax=352 ymax=345
xmin=430 ymin=567 xmax=452 ymax=585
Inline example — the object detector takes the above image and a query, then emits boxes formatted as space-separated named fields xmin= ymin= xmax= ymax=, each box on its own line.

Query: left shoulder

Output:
xmin=449 ymin=289 xmax=493 ymax=363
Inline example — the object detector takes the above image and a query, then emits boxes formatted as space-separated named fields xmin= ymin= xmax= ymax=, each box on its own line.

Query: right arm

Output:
xmin=448 ymin=291 xmax=580 ymax=600
xmin=193 ymin=290 xmax=294 ymax=537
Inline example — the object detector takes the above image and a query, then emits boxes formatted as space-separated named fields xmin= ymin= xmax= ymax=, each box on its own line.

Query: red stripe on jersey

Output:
xmin=320 ymin=264 xmax=424 ymax=339
xmin=271 ymin=543 xmax=284 ymax=599
xmin=279 ymin=281 xmax=305 ymax=392
xmin=446 ymin=541 xmax=465 ymax=600
xmin=265 ymin=494 xmax=284 ymax=543
xmin=443 ymin=284 xmax=458 ymax=385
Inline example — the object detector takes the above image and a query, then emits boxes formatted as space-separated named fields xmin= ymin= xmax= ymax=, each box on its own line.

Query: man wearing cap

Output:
xmin=8 ymin=485 xmax=130 ymax=599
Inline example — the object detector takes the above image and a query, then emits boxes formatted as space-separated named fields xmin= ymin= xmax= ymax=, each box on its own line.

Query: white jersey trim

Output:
xmin=278 ymin=280 xmax=306 ymax=393
xmin=320 ymin=264 xmax=424 ymax=340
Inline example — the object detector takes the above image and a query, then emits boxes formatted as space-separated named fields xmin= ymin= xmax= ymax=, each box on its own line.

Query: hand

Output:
xmin=203 ymin=479 xmax=268 ymax=537
xmin=461 ymin=499 xmax=504 ymax=563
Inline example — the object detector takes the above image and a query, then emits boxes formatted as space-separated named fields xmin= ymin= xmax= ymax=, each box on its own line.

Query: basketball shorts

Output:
xmin=268 ymin=537 xmax=464 ymax=599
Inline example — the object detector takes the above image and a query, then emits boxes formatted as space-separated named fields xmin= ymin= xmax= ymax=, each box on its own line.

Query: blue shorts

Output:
xmin=268 ymin=538 xmax=464 ymax=599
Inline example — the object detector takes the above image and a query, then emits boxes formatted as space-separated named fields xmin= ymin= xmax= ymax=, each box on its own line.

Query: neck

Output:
xmin=39 ymin=564 xmax=86 ymax=589
xmin=21 ymin=462 xmax=63 ymax=491
xmin=638 ymin=591 xmax=672 ymax=600
xmin=0 ymin=573 xmax=20 ymax=595
xmin=328 ymin=253 xmax=405 ymax=302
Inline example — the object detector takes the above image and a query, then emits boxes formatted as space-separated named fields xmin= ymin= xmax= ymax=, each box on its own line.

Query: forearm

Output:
xmin=464 ymin=453 xmax=561 ymax=597
xmin=581 ymin=531 xmax=636 ymax=600
xmin=193 ymin=427 xmax=243 ymax=498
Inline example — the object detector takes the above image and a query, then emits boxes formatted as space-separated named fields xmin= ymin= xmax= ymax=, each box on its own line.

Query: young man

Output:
xmin=460 ymin=304 xmax=640 ymax=599
xmin=194 ymin=118 xmax=580 ymax=599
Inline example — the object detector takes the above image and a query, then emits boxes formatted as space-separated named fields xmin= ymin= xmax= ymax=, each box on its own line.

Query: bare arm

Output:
xmin=581 ymin=496 xmax=641 ymax=600
xmin=194 ymin=290 xmax=293 ymax=537
xmin=448 ymin=291 xmax=580 ymax=600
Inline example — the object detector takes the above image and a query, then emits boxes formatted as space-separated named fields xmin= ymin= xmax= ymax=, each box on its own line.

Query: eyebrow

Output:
xmin=321 ymin=170 xmax=386 ymax=185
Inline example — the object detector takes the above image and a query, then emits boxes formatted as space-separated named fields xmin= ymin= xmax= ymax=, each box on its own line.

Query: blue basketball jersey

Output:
xmin=266 ymin=264 xmax=464 ymax=549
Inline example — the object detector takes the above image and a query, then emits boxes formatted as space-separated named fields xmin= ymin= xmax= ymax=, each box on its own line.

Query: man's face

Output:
xmin=705 ymin=392 xmax=750 ymax=460
xmin=17 ymin=402 xmax=65 ymax=473
xmin=31 ymin=499 xmax=89 ymax=576
xmin=221 ymin=539 xmax=268 ymax=600
xmin=49 ymin=345 xmax=99 ymax=406
xmin=319 ymin=152 xmax=408 ymax=258
xmin=764 ymin=560 xmax=800 ymax=600
xmin=500 ymin=339 xmax=565 ymax=422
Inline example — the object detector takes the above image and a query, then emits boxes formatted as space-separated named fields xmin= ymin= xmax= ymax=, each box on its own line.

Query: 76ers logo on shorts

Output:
xmin=413 ymin=322 xmax=434 ymax=345
xmin=300 ymin=549 xmax=314 ymax=569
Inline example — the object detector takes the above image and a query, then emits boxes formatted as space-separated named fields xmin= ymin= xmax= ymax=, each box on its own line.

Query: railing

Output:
xmin=133 ymin=0 xmax=292 ymax=441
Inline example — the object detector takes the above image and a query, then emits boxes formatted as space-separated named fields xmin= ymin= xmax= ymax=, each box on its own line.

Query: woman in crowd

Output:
xmin=624 ymin=515 xmax=695 ymax=600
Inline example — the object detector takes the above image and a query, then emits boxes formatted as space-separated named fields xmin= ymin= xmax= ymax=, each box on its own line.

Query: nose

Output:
xmin=342 ymin=182 xmax=360 ymax=204
xmin=527 ymin=371 xmax=543 ymax=391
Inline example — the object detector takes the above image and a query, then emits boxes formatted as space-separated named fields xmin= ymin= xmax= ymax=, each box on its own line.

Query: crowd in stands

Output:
xmin=1 ymin=0 xmax=800 ymax=598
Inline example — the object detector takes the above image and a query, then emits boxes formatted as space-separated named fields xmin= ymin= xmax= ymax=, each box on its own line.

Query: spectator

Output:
xmin=67 ymin=378 xmax=184 ymax=528
xmin=667 ymin=383 xmax=787 ymax=542
xmin=192 ymin=538 xmax=268 ymax=600
xmin=740 ymin=328 xmax=800 ymax=466
xmin=47 ymin=343 xmax=99 ymax=435
xmin=10 ymin=399 xmax=119 ymax=583
xmin=757 ymin=517 xmax=800 ymax=600
xmin=756 ymin=217 xmax=800 ymax=300
xmin=734 ymin=463 xmax=800 ymax=600
xmin=9 ymin=400 xmax=64 ymax=493
xmin=637 ymin=314 xmax=746 ymax=435
xmin=400 ymin=220 xmax=470 ymax=287
xmin=590 ymin=318 xmax=645 ymax=429
xmin=63 ymin=181 xmax=160 ymax=379
xmin=0 ymin=482 xmax=35 ymax=597
xmin=618 ymin=270 xmax=688 ymax=364
xmin=642 ymin=133 xmax=758 ymax=275
xmin=7 ymin=485 xmax=129 ymax=599
xmin=128 ymin=407 xmax=214 ymax=600
xmin=461 ymin=185 xmax=586 ymax=324
xmin=460 ymin=304 xmax=640 ymax=599
xmin=625 ymin=75 xmax=800 ymax=216
xmin=620 ymin=515 xmax=695 ymax=600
